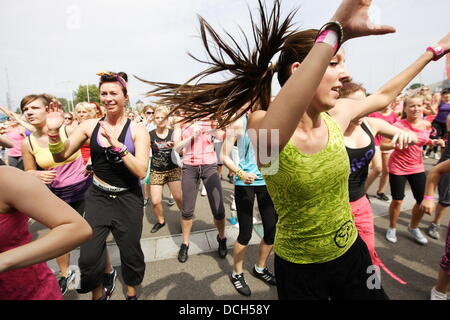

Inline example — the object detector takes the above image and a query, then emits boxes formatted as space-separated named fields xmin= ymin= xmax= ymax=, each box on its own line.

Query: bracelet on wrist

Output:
xmin=47 ymin=132 xmax=60 ymax=140
xmin=426 ymin=46 xmax=445 ymax=61
xmin=48 ymin=141 xmax=65 ymax=154
xmin=315 ymin=21 xmax=344 ymax=55
xmin=119 ymin=148 xmax=129 ymax=158
xmin=423 ymin=195 xmax=434 ymax=201
xmin=236 ymin=169 xmax=245 ymax=181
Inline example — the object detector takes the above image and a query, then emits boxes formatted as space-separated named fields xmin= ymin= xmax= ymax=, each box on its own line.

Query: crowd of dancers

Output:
xmin=0 ymin=0 xmax=449 ymax=300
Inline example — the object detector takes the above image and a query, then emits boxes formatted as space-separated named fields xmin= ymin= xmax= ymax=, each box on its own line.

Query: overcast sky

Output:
xmin=0 ymin=0 xmax=449 ymax=110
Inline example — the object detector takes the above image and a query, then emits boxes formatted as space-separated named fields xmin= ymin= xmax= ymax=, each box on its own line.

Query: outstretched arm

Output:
xmin=0 ymin=106 xmax=35 ymax=132
xmin=0 ymin=167 xmax=92 ymax=272
xmin=332 ymin=32 xmax=450 ymax=130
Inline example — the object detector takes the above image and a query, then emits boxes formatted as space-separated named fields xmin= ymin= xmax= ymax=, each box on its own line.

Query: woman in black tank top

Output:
xmin=45 ymin=72 xmax=150 ymax=300
xmin=342 ymin=82 xmax=416 ymax=284
xmin=148 ymin=106 xmax=182 ymax=233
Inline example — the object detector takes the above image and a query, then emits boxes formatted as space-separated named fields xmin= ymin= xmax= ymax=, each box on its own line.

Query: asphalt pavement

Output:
xmin=32 ymin=158 xmax=449 ymax=301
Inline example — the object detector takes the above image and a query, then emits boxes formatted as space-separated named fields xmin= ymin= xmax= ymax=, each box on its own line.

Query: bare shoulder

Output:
xmin=81 ymin=119 xmax=101 ymax=136
xmin=247 ymin=110 xmax=266 ymax=130
xmin=0 ymin=167 xmax=41 ymax=202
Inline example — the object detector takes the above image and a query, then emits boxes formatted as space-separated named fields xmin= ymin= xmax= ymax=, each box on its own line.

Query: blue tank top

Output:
xmin=235 ymin=115 xmax=265 ymax=186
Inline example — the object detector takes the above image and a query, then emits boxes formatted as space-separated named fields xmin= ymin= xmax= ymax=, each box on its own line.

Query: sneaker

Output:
xmin=168 ymin=199 xmax=175 ymax=206
xmin=178 ymin=243 xmax=189 ymax=263
xmin=151 ymin=222 xmax=166 ymax=233
xmin=103 ymin=267 xmax=118 ymax=298
xmin=430 ymin=286 xmax=448 ymax=300
xmin=201 ymin=186 xmax=207 ymax=196
xmin=126 ymin=295 xmax=138 ymax=300
xmin=252 ymin=266 xmax=276 ymax=286
xmin=95 ymin=288 xmax=109 ymax=300
xmin=230 ymin=273 xmax=251 ymax=296
xmin=408 ymin=227 xmax=428 ymax=245
xmin=230 ymin=199 xmax=236 ymax=211
xmin=59 ymin=269 xmax=75 ymax=295
xmin=230 ymin=215 xmax=237 ymax=225
xmin=227 ymin=175 xmax=234 ymax=184
xmin=143 ymin=198 xmax=149 ymax=207
xmin=427 ymin=223 xmax=440 ymax=240
xmin=434 ymin=152 xmax=441 ymax=160
xmin=376 ymin=193 xmax=390 ymax=202
xmin=386 ymin=228 xmax=397 ymax=243
xmin=217 ymin=235 xmax=227 ymax=258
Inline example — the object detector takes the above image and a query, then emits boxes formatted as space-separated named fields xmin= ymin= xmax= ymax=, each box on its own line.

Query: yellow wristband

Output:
xmin=236 ymin=169 xmax=245 ymax=181
xmin=48 ymin=141 xmax=65 ymax=154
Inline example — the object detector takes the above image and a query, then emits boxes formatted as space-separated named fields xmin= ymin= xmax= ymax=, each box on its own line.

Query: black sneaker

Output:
xmin=230 ymin=273 xmax=251 ymax=296
xmin=151 ymin=222 xmax=166 ymax=233
xmin=217 ymin=235 xmax=227 ymax=258
xmin=178 ymin=243 xmax=189 ymax=263
xmin=103 ymin=267 xmax=118 ymax=298
xmin=252 ymin=266 xmax=276 ymax=286
xmin=58 ymin=269 xmax=75 ymax=295
xmin=376 ymin=193 xmax=390 ymax=202
xmin=126 ymin=295 xmax=138 ymax=300
xmin=168 ymin=199 xmax=175 ymax=206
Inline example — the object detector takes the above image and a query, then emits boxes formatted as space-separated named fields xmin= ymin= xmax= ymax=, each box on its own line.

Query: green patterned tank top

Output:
xmin=262 ymin=112 xmax=357 ymax=264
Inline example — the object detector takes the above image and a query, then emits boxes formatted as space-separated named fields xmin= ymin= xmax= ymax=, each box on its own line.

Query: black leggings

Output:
xmin=389 ymin=172 xmax=426 ymax=204
xmin=235 ymin=185 xmax=277 ymax=246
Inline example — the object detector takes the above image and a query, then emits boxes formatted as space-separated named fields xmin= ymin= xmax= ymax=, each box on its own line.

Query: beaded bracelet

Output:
xmin=236 ymin=169 xmax=245 ymax=181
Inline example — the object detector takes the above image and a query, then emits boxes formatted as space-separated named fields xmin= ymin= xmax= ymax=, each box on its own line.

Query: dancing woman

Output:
xmin=46 ymin=72 xmax=150 ymax=300
xmin=141 ymin=0 xmax=449 ymax=299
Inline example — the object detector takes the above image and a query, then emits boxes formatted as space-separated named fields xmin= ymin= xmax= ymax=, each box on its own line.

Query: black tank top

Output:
xmin=90 ymin=118 xmax=139 ymax=188
xmin=346 ymin=122 xmax=375 ymax=202
xmin=438 ymin=131 xmax=450 ymax=164
xmin=150 ymin=129 xmax=177 ymax=171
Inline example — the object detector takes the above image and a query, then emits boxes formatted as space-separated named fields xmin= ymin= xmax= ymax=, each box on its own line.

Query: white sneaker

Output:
xmin=201 ymin=185 xmax=207 ymax=196
xmin=434 ymin=152 xmax=441 ymax=160
xmin=430 ymin=286 xmax=448 ymax=300
xmin=386 ymin=228 xmax=397 ymax=243
xmin=231 ymin=199 xmax=236 ymax=211
xmin=408 ymin=227 xmax=428 ymax=245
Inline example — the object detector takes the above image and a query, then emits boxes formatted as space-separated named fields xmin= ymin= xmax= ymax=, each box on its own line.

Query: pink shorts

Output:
xmin=350 ymin=196 xmax=407 ymax=284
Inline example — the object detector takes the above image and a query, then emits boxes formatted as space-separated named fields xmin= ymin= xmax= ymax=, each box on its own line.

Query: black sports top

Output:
xmin=346 ymin=122 xmax=376 ymax=202
xmin=90 ymin=118 xmax=138 ymax=188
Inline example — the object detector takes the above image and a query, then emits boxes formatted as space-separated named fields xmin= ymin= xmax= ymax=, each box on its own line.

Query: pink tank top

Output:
xmin=0 ymin=211 xmax=62 ymax=300
xmin=388 ymin=119 xmax=431 ymax=175
xmin=181 ymin=119 xmax=217 ymax=165
xmin=6 ymin=129 xmax=25 ymax=157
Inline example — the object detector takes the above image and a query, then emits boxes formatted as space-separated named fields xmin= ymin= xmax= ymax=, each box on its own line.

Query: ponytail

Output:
xmin=137 ymin=0 xmax=296 ymax=128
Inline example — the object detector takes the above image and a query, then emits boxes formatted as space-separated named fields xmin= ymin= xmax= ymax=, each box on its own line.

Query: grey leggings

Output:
xmin=181 ymin=164 xmax=225 ymax=221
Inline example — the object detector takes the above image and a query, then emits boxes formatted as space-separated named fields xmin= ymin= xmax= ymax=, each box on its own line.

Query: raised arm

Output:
xmin=332 ymin=32 xmax=450 ymax=129
xmin=45 ymin=101 xmax=92 ymax=162
xmin=248 ymin=0 xmax=396 ymax=157
xmin=0 ymin=167 xmax=92 ymax=272
xmin=366 ymin=117 xmax=417 ymax=150
xmin=0 ymin=106 xmax=34 ymax=132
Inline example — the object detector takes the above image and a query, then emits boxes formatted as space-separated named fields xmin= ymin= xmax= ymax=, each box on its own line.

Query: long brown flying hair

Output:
xmin=137 ymin=1 xmax=317 ymax=128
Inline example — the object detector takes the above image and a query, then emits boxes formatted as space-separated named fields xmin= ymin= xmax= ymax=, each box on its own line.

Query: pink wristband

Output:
xmin=423 ymin=195 xmax=434 ymax=201
xmin=315 ymin=29 xmax=339 ymax=53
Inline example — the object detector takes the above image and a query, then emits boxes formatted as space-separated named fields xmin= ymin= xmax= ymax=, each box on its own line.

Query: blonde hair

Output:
xmin=402 ymin=94 xmax=424 ymax=119
xmin=154 ymin=106 xmax=170 ymax=117
xmin=75 ymin=102 xmax=97 ymax=120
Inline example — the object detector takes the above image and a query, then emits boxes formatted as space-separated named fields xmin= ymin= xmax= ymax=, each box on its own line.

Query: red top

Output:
xmin=80 ymin=143 xmax=90 ymax=165
xmin=0 ymin=211 xmax=62 ymax=300
xmin=368 ymin=111 xmax=398 ymax=146
xmin=388 ymin=120 xmax=431 ymax=175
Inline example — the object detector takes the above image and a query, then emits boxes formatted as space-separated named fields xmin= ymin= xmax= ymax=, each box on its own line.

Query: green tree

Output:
xmin=56 ymin=97 xmax=70 ymax=112
xmin=74 ymin=84 xmax=100 ymax=105
xmin=409 ymin=83 xmax=424 ymax=90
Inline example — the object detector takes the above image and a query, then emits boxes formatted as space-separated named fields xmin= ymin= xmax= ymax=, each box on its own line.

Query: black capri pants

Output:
xmin=235 ymin=185 xmax=277 ymax=246
xmin=389 ymin=172 xmax=426 ymax=204
xmin=77 ymin=185 xmax=145 ymax=293
xmin=181 ymin=164 xmax=225 ymax=221
xmin=275 ymin=236 xmax=389 ymax=300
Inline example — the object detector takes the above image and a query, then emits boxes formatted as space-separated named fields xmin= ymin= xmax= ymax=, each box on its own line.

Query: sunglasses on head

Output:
xmin=146 ymin=111 xmax=154 ymax=115
xmin=64 ymin=117 xmax=73 ymax=120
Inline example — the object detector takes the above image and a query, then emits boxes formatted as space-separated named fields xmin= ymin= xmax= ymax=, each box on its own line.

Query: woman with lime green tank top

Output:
xmin=141 ymin=0 xmax=450 ymax=299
